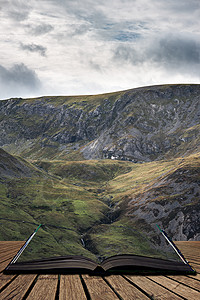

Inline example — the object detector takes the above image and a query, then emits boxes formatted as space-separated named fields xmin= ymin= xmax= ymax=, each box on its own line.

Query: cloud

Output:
xmin=3 ymin=0 xmax=31 ymax=22
xmin=113 ymin=31 xmax=140 ymax=42
xmin=28 ymin=24 xmax=54 ymax=36
xmin=0 ymin=63 xmax=41 ymax=99
xmin=158 ymin=0 xmax=200 ymax=14
xmin=149 ymin=35 xmax=200 ymax=68
xmin=0 ymin=0 xmax=199 ymax=98
xmin=113 ymin=33 xmax=200 ymax=75
xmin=20 ymin=43 xmax=47 ymax=57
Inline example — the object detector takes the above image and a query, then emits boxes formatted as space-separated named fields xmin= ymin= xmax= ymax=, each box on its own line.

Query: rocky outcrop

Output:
xmin=127 ymin=163 xmax=200 ymax=240
xmin=0 ymin=84 xmax=200 ymax=160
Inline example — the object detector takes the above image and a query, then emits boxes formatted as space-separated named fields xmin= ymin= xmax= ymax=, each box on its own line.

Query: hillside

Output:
xmin=0 ymin=84 xmax=199 ymax=260
xmin=0 ymin=148 xmax=41 ymax=179
xmin=0 ymin=84 xmax=200 ymax=161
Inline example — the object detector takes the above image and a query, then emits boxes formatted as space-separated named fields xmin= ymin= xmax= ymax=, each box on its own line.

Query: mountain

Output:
xmin=0 ymin=84 xmax=199 ymax=161
xmin=0 ymin=84 xmax=199 ymax=260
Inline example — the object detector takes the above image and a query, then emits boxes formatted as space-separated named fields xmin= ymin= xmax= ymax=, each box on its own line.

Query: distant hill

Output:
xmin=0 ymin=84 xmax=199 ymax=260
xmin=0 ymin=148 xmax=41 ymax=179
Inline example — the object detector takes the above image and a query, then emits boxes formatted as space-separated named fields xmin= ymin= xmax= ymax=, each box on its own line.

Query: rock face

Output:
xmin=127 ymin=161 xmax=200 ymax=240
xmin=0 ymin=84 xmax=200 ymax=160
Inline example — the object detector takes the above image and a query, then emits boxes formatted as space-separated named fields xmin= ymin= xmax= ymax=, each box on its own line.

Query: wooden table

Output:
xmin=0 ymin=241 xmax=199 ymax=299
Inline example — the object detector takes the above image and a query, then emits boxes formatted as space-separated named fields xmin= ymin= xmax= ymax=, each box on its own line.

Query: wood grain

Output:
xmin=0 ymin=247 xmax=24 ymax=264
xmin=0 ymin=242 xmax=24 ymax=253
xmin=175 ymin=242 xmax=200 ymax=257
xmin=126 ymin=275 xmax=182 ymax=299
xmin=186 ymin=259 xmax=200 ymax=265
xmin=60 ymin=275 xmax=87 ymax=300
xmin=27 ymin=275 xmax=58 ymax=300
xmin=0 ymin=259 xmax=12 ymax=273
xmin=105 ymin=275 xmax=149 ymax=299
xmin=189 ymin=262 xmax=200 ymax=273
xmin=0 ymin=241 xmax=24 ymax=247
xmin=0 ymin=274 xmax=36 ymax=300
xmin=188 ymin=273 xmax=200 ymax=281
xmin=147 ymin=275 xmax=200 ymax=299
xmin=0 ymin=251 xmax=20 ymax=264
xmin=167 ymin=275 xmax=200 ymax=292
xmin=0 ymin=241 xmax=24 ymax=268
xmin=0 ymin=273 xmax=16 ymax=290
xmin=82 ymin=275 xmax=118 ymax=300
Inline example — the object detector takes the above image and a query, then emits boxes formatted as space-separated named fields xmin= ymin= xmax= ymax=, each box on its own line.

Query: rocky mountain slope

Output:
xmin=0 ymin=84 xmax=200 ymax=161
xmin=0 ymin=84 xmax=199 ymax=260
xmin=0 ymin=148 xmax=41 ymax=179
xmin=126 ymin=153 xmax=200 ymax=241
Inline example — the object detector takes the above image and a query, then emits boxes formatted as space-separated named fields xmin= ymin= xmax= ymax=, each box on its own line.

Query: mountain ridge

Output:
xmin=0 ymin=84 xmax=200 ymax=162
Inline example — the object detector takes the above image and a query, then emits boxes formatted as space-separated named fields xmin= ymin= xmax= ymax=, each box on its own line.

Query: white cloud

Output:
xmin=0 ymin=0 xmax=200 ymax=99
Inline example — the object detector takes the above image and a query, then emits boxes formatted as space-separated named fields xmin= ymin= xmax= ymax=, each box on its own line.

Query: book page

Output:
xmin=3 ymin=219 xmax=184 ymax=269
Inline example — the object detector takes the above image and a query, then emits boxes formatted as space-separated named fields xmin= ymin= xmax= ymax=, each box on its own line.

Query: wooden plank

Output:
xmin=82 ymin=275 xmax=118 ymax=300
xmin=0 ymin=250 xmax=21 ymax=263
xmin=0 ymin=247 xmax=22 ymax=255
xmin=0 ymin=256 xmax=13 ymax=265
xmin=175 ymin=241 xmax=200 ymax=247
xmin=190 ymin=262 xmax=200 ymax=273
xmin=60 ymin=275 xmax=87 ymax=300
xmin=183 ymin=254 xmax=200 ymax=261
xmin=0 ymin=274 xmax=36 ymax=300
xmin=0 ymin=273 xmax=16 ymax=290
xmin=0 ymin=248 xmax=21 ymax=255
xmin=0 ymin=246 xmax=23 ymax=253
xmin=0 ymin=259 xmax=11 ymax=272
xmin=174 ymin=242 xmax=200 ymax=257
xmin=188 ymin=273 xmax=200 ymax=281
xmin=126 ymin=275 xmax=182 ymax=299
xmin=180 ymin=243 xmax=198 ymax=251
xmin=0 ymin=242 xmax=24 ymax=252
xmin=180 ymin=254 xmax=200 ymax=260
xmin=0 ymin=242 xmax=24 ymax=249
xmin=27 ymin=275 xmax=58 ymax=300
xmin=186 ymin=257 xmax=200 ymax=263
xmin=0 ymin=241 xmax=24 ymax=264
xmin=105 ymin=275 xmax=149 ymax=299
xmin=0 ymin=241 xmax=24 ymax=247
xmin=147 ymin=275 xmax=200 ymax=299
xmin=167 ymin=275 xmax=200 ymax=292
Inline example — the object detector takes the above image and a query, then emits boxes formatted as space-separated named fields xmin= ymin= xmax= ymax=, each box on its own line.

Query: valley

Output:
xmin=0 ymin=84 xmax=199 ymax=261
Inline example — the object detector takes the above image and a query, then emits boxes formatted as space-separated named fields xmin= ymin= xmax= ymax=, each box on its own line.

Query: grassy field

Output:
xmin=0 ymin=150 xmax=199 ymax=261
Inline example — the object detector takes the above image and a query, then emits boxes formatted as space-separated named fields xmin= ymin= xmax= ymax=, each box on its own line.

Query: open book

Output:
xmin=5 ymin=224 xmax=195 ymax=275
xmin=6 ymin=253 xmax=194 ymax=275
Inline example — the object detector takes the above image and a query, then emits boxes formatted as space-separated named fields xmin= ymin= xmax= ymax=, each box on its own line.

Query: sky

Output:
xmin=0 ymin=0 xmax=200 ymax=99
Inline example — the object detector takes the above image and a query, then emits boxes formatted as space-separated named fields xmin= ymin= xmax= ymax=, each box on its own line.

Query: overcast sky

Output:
xmin=0 ymin=0 xmax=200 ymax=99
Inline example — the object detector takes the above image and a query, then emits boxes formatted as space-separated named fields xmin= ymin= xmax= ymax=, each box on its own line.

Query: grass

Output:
xmin=106 ymin=160 xmax=177 ymax=201
xmin=0 ymin=148 xmax=199 ymax=261
xmin=85 ymin=217 xmax=176 ymax=261
xmin=15 ymin=90 xmax=124 ymax=111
